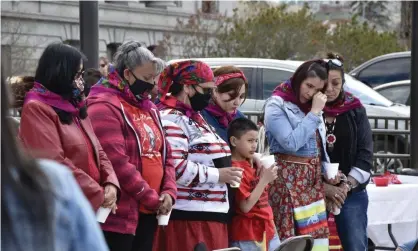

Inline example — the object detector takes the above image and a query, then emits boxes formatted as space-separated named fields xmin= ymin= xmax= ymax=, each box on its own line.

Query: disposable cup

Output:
xmin=96 ymin=207 xmax=111 ymax=223
xmin=253 ymin=153 xmax=263 ymax=159
xmin=325 ymin=163 xmax=339 ymax=180
xmin=157 ymin=210 xmax=172 ymax=226
xmin=333 ymin=207 xmax=341 ymax=215
xmin=260 ymin=155 xmax=275 ymax=169
xmin=230 ymin=170 xmax=243 ymax=188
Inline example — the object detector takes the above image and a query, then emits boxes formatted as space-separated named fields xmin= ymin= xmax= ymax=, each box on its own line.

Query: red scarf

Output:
xmin=24 ymin=82 xmax=86 ymax=117
xmin=271 ymin=79 xmax=362 ymax=116
xmin=272 ymin=79 xmax=312 ymax=114
xmin=204 ymin=101 xmax=236 ymax=128
xmin=89 ymin=64 xmax=154 ymax=111
xmin=158 ymin=60 xmax=214 ymax=99
xmin=157 ymin=96 xmax=206 ymax=127
xmin=323 ymin=91 xmax=363 ymax=117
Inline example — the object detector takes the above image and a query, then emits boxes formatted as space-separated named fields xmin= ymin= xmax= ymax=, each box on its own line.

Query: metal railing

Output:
xmin=10 ymin=108 xmax=414 ymax=172
xmin=242 ymin=111 xmax=414 ymax=173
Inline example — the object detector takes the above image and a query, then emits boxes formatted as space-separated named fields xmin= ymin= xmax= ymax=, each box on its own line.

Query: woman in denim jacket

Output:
xmin=264 ymin=60 xmax=332 ymax=251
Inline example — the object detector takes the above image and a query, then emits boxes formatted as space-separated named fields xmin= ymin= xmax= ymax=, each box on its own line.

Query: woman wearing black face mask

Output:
xmin=86 ymin=41 xmax=177 ymax=251
xmin=19 ymin=42 xmax=120 ymax=216
xmin=154 ymin=60 xmax=243 ymax=251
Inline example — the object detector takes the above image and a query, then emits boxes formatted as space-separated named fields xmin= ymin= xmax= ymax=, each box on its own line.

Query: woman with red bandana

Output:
xmin=201 ymin=65 xmax=248 ymax=142
xmin=87 ymin=41 xmax=177 ymax=251
xmin=154 ymin=60 xmax=243 ymax=251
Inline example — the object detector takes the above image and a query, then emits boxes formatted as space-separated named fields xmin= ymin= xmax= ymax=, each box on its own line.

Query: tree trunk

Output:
xmin=400 ymin=1 xmax=413 ymax=49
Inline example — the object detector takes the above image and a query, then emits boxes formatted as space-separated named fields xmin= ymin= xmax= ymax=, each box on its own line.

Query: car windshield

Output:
xmin=344 ymin=74 xmax=394 ymax=107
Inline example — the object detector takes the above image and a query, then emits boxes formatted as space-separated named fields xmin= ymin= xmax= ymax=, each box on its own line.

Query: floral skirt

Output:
xmin=268 ymin=154 xmax=329 ymax=251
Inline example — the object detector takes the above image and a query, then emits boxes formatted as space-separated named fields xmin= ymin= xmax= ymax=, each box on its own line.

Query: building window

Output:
xmin=202 ymin=0 xmax=218 ymax=14
xmin=143 ymin=1 xmax=178 ymax=8
xmin=107 ymin=43 xmax=121 ymax=61
xmin=63 ymin=39 xmax=80 ymax=50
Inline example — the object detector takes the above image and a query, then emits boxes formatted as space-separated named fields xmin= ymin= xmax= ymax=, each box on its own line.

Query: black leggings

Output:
xmin=103 ymin=213 xmax=158 ymax=251
xmin=103 ymin=231 xmax=135 ymax=251
xmin=131 ymin=213 xmax=158 ymax=251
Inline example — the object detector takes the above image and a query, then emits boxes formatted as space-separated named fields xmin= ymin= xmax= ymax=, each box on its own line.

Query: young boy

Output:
xmin=227 ymin=118 xmax=281 ymax=251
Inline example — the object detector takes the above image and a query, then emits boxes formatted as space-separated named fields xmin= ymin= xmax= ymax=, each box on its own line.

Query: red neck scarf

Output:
xmin=323 ymin=91 xmax=363 ymax=117
xmin=24 ymin=82 xmax=86 ymax=117
xmin=157 ymin=96 xmax=206 ymax=126
xmin=89 ymin=64 xmax=154 ymax=111
xmin=204 ymin=100 xmax=236 ymax=128
xmin=272 ymin=79 xmax=312 ymax=114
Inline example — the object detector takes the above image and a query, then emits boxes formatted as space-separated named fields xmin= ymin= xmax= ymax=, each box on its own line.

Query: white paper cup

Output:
xmin=253 ymin=153 xmax=262 ymax=159
xmin=325 ymin=163 xmax=339 ymax=180
xmin=333 ymin=208 xmax=341 ymax=215
xmin=96 ymin=207 xmax=112 ymax=223
xmin=260 ymin=155 xmax=275 ymax=169
xmin=230 ymin=170 xmax=243 ymax=188
xmin=157 ymin=210 xmax=172 ymax=226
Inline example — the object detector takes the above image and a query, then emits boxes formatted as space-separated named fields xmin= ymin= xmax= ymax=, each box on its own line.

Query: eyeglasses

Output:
xmin=75 ymin=70 xmax=85 ymax=79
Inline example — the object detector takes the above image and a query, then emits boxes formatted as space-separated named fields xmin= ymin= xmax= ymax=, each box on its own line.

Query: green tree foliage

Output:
xmin=159 ymin=2 xmax=403 ymax=69
xmin=325 ymin=17 xmax=402 ymax=70
xmin=217 ymin=3 xmax=328 ymax=60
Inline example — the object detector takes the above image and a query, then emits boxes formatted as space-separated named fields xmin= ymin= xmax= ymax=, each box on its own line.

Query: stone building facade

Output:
xmin=1 ymin=0 xmax=237 ymax=77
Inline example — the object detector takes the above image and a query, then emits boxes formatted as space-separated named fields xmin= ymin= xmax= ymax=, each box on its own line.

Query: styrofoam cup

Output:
xmin=157 ymin=210 xmax=172 ymax=226
xmin=96 ymin=207 xmax=112 ymax=223
xmin=325 ymin=163 xmax=339 ymax=180
xmin=230 ymin=170 xmax=243 ymax=188
xmin=260 ymin=155 xmax=275 ymax=169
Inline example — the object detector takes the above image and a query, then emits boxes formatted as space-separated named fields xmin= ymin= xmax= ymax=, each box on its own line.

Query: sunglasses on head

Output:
xmin=328 ymin=58 xmax=343 ymax=68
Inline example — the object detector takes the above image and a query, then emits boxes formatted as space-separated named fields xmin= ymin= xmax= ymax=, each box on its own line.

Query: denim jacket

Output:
xmin=264 ymin=96 xmax=330 ymax=168
xmin=2 ymin=159 xmax=109 ymax=251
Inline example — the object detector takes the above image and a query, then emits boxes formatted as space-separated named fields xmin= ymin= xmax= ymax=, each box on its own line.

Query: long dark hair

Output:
xmin=1 ymin=72 xmax=54 ymax=250
xmin=291 ymin=59 xmax=328 ymax=99
xmin=35 ymin=42 xmax=87 ymax=124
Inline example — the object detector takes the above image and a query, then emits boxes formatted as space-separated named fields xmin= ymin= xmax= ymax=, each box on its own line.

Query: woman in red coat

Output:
xmin=19 ymin=42 xmax=120 ymax=213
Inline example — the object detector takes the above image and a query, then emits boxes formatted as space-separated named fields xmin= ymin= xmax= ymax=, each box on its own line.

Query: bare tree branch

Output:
xmin=1 ymin=19 xmax=46 ymax=76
